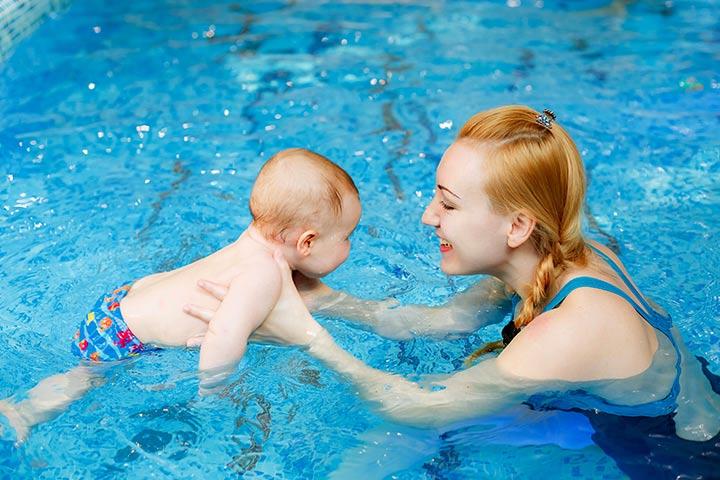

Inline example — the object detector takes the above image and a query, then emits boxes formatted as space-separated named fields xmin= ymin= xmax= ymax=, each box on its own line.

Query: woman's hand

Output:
xmin=291 ymin=271 xmax=335 ymax=311
xmin=184 ymin=250 xmax=324 ymax=347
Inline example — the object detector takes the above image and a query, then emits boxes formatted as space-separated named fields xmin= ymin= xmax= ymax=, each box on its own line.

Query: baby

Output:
xmin=0 ymin=148 xmax=361 ymax=442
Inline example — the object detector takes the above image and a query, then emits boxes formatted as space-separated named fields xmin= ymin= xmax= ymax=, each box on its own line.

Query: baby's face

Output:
xmin=296 ymin=193 xmax=361 ymax=278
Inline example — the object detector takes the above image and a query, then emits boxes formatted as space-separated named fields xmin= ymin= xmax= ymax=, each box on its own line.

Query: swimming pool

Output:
xmin=1 ymin=0 xmax=719 ymax=477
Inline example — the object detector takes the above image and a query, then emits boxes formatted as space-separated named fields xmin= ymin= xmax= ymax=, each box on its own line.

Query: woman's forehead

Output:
xmin=436 ymin=142 xmax=488 ymax=197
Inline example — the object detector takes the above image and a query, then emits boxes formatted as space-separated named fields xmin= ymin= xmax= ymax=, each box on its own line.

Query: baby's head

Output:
xmin=250 ymin=148 xmax=361 ymax=278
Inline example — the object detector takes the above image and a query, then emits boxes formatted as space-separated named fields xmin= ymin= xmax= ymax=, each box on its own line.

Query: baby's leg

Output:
xmin=0 ymin=364 xmax=105 ymax=443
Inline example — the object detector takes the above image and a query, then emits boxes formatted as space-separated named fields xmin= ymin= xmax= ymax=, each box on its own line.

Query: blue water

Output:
xmin=1 ymin=0 xmax=719 ymax=477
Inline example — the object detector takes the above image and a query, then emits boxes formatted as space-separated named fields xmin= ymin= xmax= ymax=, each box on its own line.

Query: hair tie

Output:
xmin=536 ymin=108 xmax=556 ymax=130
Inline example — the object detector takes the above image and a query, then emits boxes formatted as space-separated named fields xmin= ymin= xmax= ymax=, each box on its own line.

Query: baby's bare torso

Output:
xmin=119 ymin=232 xmax=269 ymax=347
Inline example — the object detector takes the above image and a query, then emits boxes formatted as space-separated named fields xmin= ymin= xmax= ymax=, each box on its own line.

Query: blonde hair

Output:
xmin=250 ymin=148 xmax=358 ymax=238
xmin=462 ymin=105 xmax=588 ymax=364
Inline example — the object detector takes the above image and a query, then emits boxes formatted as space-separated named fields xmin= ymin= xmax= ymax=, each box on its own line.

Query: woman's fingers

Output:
xmin=183 ymin=304 xmax=214 ymax=322
xmin=197 ymin=279 xmax=229 ymax=300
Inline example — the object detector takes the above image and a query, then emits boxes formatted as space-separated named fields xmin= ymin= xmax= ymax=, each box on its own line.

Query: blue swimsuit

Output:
xmin=531 ymin=249 xmax=720 ymax=478
xmin=506 ymin=244 xmax=682 ymax=416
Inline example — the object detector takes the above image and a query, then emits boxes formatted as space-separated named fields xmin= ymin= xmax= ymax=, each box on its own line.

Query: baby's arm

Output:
xmin=198 ymin=260 xmax=281 ymax=389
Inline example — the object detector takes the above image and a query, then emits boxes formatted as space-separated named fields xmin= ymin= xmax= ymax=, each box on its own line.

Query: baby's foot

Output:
xmin=0 ymin=400 xmax=29 ymax=444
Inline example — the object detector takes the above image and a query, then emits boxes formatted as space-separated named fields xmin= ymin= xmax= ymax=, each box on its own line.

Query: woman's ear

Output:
xmin=507 ymin=212 xmax=536 ymax=248
xmin=296 ymin=230 xmax=318 ymax=256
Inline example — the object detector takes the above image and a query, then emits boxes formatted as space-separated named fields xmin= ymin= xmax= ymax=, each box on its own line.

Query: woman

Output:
xmin=187 ymin=105 xmax=720 ymax=444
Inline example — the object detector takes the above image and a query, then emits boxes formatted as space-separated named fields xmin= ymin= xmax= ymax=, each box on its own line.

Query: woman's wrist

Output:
xmin=306 ymin=325 xmax=333 ymax=353
xmin=315 ymin=291 xmax=348 ymax=313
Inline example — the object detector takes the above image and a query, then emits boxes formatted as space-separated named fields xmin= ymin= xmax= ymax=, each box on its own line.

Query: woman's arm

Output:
xmin=311 ymin=278 xmax=511 ymax=340
xmin=304 ymin=325 xmax=532 ymax=427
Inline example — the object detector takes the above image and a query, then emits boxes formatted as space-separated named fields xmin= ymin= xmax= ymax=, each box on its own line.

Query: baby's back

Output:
xmin=119 ymin=234 xmax=267 ymax=347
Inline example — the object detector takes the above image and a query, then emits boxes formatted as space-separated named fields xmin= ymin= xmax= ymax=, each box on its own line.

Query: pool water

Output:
xmin=1 ymin=0 xmax=719 ymax=477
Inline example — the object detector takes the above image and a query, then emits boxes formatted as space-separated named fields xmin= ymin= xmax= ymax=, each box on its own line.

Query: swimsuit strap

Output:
xmin=587 ymin=244 xmax=673 ymax=330
xmin=509 ymin=277 xmax=649 ymax=327
xmin=541 ymin=269 xmax=683 ymax=408
xmin=542 ymin=276 xmax=650 ymax=318
xmin=585 ymin=245 xmax=680 ymax=392
xmin=511 ymin=293 xmax=521 ymax=313
xmin=507 ymin=277 xmax=651 ymax=341
xmin=587 ymin=244 xmax=659 ymax=317
xmin=511 ymin=244 xmax=656 ymax=320
xmin=502 ymin=294 xmax=523 ymax=344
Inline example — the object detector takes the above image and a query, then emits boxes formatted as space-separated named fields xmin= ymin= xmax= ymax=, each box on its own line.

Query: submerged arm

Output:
xmin=307 ymin=277 xmax=511 ymax=340
xmin=304 ymin=325 xmax=531 ymax=426
xmin=190 ymin=274 xmax=511 ymax=341
xmin=672 ymin=327 xmax=720 ymax=441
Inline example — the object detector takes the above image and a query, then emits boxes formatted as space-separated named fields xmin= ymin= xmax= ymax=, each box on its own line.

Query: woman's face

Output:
xmin=421 ymin=141 xmax=512 ymax=276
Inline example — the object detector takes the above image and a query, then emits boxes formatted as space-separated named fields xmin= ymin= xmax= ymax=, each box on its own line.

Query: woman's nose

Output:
xmin=421 ymin=197 xmax=440 ymax=226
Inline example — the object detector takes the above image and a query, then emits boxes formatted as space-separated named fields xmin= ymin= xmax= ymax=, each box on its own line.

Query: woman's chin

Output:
xmin=440 ymin=259 xmax=461 ymax=275
xmin=440 ymin=256 xmax=479 ymax=276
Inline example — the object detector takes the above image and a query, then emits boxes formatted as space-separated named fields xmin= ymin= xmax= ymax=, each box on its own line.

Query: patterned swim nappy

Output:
xmin=71 ymin=283 xmax=148 ymax=362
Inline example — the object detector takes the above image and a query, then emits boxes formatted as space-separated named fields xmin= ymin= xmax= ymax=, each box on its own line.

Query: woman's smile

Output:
xmin=439 ymin=238 xmax=453 ymax=253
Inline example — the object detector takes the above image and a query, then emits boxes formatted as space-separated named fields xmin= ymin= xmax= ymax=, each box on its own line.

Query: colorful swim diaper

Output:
xmin=71 ymin=283 xmax=148 ymax=362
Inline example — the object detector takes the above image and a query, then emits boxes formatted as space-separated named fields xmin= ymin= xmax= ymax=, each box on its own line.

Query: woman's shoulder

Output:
xmin=497 ymin=281 xmax=658 ymax=382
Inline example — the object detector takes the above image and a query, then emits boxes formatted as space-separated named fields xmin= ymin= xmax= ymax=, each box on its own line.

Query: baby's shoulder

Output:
xmin=227 ymin=252 xmax=281 ymax=287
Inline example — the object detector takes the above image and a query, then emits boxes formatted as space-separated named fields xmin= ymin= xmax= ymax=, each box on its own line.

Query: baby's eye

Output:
xmin=439 ymin=201 xmax=455 ymax=211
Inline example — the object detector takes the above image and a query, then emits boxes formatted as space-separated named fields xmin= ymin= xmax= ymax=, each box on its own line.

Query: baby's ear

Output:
xmin=296 ymin=230 xmax=317 ymax=256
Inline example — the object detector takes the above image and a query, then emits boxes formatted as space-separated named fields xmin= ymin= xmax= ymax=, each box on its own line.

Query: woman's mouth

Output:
xmin=439 ymin=239 xmax=453 ymax=253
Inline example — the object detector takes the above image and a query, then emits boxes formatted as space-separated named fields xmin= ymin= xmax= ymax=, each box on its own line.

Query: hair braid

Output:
xmin=515 ymin=253 xmax=555 ymax=328
xmin=464 ymin=246 xmax=563 ymax=367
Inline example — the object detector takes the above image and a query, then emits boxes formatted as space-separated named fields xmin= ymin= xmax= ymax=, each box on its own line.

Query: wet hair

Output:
xmin=249 ymin=148 xmax=359 ymax=238
xmin=461 ymin=105 xmax=588 ymax=365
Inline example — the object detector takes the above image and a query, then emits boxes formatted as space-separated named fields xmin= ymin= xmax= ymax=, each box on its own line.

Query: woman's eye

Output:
xmin=439 ymin=201 xmax=455 ymax=211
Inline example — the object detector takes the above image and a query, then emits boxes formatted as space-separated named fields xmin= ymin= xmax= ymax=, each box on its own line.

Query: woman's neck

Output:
xmin=494 ymin=243 xmax=541 ymax=300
